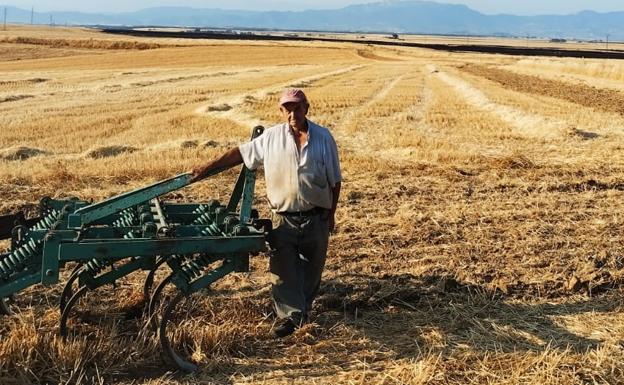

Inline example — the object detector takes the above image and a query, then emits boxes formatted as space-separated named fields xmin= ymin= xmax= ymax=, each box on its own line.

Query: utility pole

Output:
xmin=30 ymin=6 xmax=34 ymax=25
xmin=49 ymin=14 xmax=53 ymax=27
xmin=3 ymin=7 xmax=7 ymax=31
xmin=606 ymin=34 xmax=610 ymax=50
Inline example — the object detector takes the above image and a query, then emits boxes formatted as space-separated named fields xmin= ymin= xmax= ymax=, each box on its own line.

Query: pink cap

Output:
xmin=279 ymin=88 xmax=308 ymax=106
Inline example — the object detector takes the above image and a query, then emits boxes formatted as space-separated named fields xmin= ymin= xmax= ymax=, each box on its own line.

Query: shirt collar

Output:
xmin=284 ymin=119 xmax=314 ymax=140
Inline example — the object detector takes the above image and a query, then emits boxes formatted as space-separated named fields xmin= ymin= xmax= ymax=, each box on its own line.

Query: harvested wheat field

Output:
xmin=1 ymin=25 xmax=624 ymax=384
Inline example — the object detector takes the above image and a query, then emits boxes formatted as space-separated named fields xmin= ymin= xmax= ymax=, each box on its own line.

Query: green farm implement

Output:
xmin=0 ymin=126 xmax=269 ymax=372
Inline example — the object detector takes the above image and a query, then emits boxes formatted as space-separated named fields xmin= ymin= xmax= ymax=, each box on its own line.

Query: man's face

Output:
xmin=280 ymin=101 xmax=308 ymax=130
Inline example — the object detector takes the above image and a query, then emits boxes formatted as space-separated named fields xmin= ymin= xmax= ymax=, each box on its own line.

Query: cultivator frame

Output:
xmin=0 ymin=126 xmax=269 ymax=372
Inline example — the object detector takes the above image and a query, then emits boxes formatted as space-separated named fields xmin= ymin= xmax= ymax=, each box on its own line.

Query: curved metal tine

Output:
xmin=143 ymin=256 xmax=168 ymax=301
xmin=60 ymin=266 xmax=84 ymax=313
xmin=159 ymin=291 xmax=199 ymax=373
xmin=147 ymin=274 xmax=173 ymax=331
xmin=60 ymin=286 xmax=89 ymax=339
xmin=69 ymin=263 xmax=84 ymax=276
xmin=0 ymin=296 xmax=13 ymax=315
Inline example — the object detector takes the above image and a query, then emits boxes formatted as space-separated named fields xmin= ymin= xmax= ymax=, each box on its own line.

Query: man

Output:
xmin=191 ymin=89 xmax=342 ymax=337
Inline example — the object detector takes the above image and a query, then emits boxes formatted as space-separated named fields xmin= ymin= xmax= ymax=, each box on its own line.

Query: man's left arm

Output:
xmin=326 ymin=132 xmax=342 ymax=234
xmin=329 ymin=182 xmax=341 ymax=233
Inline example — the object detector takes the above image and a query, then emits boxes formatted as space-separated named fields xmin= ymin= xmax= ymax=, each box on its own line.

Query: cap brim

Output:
xmin=280 ymin=97 xmax=305 ymax=105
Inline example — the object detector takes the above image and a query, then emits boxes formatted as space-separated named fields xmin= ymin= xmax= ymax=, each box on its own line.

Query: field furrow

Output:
xmin=459 ymin=63 xmax=624 ymax=116
xmin=437 ymin=67 xmax=561 ymax=138
xmin=502 ymin=57 xmax=624 ymax=92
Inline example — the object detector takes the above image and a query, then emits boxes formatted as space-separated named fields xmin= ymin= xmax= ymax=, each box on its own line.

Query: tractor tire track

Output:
xmin=432 ymin=65 xmax=566 ymax=138
xmin=194 ymin=65 xmax=364 ymax=128
xmin=334 ymin=70 xmax=430 ymax=162
xmin=460 ymin=63 xmax=624 ymax=117
xmin=339 ymin=73 xmax=407 ymax=128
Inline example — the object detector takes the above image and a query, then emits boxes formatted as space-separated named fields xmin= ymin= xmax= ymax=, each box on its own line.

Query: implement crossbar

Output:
xmin=69 ymin=173 xmax=192 ymax=227
xmin=57 ymin=236 xmax=265 ymax=261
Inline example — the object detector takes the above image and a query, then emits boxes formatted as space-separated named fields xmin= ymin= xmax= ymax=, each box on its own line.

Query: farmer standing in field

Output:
xmin=190 ymin=88 xmax=342 ymax=337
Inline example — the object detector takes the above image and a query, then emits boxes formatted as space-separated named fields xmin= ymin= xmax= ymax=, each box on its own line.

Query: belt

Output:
xmin=277 ymin=207 xmax=325 ymax=217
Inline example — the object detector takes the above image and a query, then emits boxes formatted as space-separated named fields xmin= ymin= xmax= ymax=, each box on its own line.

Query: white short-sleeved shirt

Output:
xmin=239 ymin=120 xmax=342 ymax=212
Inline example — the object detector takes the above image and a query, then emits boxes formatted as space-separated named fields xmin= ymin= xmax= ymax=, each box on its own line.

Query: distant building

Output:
xmin=550 ymin=38 xmax=567 ymax=43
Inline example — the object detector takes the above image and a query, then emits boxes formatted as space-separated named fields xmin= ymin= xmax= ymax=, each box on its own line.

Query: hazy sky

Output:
xmin=3 ymin=1 xmax=623 ymax=15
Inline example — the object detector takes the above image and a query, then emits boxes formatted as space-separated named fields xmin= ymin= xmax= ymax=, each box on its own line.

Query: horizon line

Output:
xmin=2 ymin=2 xmax=623 ymax=18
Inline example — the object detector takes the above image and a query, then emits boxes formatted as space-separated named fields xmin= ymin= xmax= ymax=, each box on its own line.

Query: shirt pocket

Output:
xmin=311 ymin=160 xmax=328 ymax=188
xmin=299 ymin=159 xmax=327 ymax=189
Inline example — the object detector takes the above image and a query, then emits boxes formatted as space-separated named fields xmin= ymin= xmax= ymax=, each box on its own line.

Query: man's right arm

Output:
xmin=190 ymin=147 xmax=243 ymax=183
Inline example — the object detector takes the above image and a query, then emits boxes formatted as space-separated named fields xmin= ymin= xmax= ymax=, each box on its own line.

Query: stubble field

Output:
xmin=1 ymin=25 xmax=624 ymax=384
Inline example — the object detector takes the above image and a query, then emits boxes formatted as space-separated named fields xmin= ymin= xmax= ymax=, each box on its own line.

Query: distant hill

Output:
xmin=2 ymin=1 xmax=623 ymax=40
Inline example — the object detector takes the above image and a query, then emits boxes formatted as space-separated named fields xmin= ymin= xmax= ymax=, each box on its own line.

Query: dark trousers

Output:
xmin=268 ymin=211 xmax=330 ymax=324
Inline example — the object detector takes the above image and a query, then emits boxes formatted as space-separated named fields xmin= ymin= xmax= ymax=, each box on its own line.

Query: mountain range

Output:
xmin=2 ymin=1 xmax=623 ymax=40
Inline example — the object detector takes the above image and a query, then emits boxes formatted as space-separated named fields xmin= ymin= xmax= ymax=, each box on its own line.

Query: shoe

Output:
xmin=274 ymin=318 xmax=297 ymax=338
